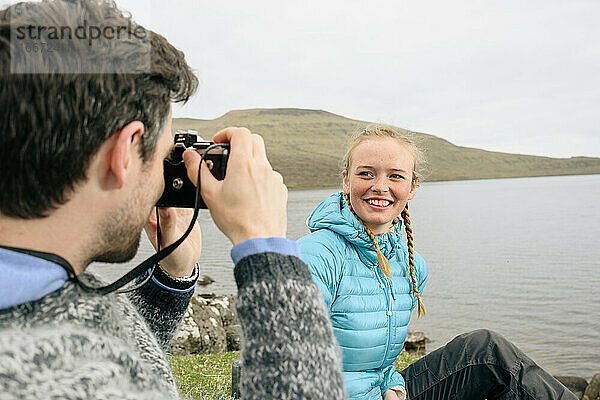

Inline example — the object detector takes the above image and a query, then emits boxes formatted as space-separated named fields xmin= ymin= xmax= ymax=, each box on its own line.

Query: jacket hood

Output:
xmin=306 ymin=191 xmax=403 ymax=260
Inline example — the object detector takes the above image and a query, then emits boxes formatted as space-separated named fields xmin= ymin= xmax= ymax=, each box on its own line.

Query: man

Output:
xmin=0 ymin=1 xmax=345 ymax=398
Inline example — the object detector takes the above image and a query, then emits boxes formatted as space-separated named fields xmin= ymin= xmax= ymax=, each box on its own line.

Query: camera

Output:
xmin=156 ymin=132 xmax=229 ymax=208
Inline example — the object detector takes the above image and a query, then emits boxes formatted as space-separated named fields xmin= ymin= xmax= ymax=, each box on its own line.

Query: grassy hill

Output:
xmin=173 ymin=108 xmax=600 ymax=188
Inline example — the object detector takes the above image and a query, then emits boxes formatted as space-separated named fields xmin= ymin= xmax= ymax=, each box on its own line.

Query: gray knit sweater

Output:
xmin=0 ymin=252 xmax=345 ymax=399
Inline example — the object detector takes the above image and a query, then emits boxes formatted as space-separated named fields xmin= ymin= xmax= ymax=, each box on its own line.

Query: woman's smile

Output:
xmin=364 ymin=198 xmax=394 ymax=208
xmin=343 ymin=137 xmax=417 ymax=235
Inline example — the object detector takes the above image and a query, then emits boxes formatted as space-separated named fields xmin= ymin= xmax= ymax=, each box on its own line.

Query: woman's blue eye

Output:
xmin=357 ymin=171 xmax=371 ymax=177
xmin=390 ymin=174 xmax=404 ymax=180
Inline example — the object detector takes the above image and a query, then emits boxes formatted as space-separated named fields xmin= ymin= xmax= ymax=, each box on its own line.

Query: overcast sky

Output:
xmin=13 ymin=0 xmax=600 ymax=157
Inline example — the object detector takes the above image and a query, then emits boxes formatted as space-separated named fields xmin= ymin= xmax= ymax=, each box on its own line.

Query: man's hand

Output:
xmin=144 ymin=207 xmax=202 ymax=278
xmin=182 ymin=127 xmax=287 ymax=245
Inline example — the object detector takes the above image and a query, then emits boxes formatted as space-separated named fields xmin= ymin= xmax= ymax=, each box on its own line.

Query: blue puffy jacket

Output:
xmin=298 ymin=192 xmax=428 ymax=399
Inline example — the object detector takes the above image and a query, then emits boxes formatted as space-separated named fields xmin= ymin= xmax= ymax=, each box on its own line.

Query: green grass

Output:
xmin=168 ymin=352 xmax=239 ymax=400
xmin=393 ymin=351 xmax=422 ymax=371
xmin=168 ymin=351 xmax=422 ymax=400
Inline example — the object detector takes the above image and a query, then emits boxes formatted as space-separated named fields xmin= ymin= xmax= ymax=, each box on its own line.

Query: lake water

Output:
xmin=91 ymin=174 xmax=600 ymax=379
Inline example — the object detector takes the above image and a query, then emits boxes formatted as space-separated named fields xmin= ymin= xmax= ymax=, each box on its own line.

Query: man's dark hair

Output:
xmin=0 ymin=0 xmax=198 ymax=218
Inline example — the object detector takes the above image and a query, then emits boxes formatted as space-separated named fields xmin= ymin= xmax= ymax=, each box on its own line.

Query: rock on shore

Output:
xmin=553 ymin=374 xmax=600 ymax=400
xmin=583 ymin=374 xmax=600 ymax=400
xmin=555 ymin=376 xmax=590 ymax=399
xmin=404 ymin=330 xmax=430 ymax=353
xmin=169 ymin=292 xmax=240 ymax=355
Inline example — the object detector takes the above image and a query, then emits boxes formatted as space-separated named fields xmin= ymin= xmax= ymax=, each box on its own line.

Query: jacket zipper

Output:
xmin=374 ymin=268 xmax=393 ymax=369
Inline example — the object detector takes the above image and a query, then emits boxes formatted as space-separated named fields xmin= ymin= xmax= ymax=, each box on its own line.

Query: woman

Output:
xmin=298 ymin=125 xmax=576 ymax=400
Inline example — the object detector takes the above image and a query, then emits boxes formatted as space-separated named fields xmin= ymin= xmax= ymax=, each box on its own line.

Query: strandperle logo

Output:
xmin=14 ymin=19 xmax=147 ymax=47
xmin=10 ymin=1 xmax=151 ymax=74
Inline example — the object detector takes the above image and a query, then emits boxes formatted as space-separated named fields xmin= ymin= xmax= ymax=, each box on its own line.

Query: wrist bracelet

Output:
xmin=157 ymin=261 xmax=200 ymax=282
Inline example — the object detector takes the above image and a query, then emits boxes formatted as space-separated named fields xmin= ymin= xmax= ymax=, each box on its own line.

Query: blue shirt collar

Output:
xmin=0 ymin=247 xmax=69 ymax=309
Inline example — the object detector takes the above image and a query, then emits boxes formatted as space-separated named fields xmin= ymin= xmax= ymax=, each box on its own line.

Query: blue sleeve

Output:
xmin=150 ymin=263 xmax=198 ymax=294
xmin=297 ymin=235 xmax=339 ymax=310
xmin=380 ymin=364 xmax=406 ymax=393
xmin=230 ymin=237 xmax=299 ymax=264
xmin=414 ymin=251 xmax=428 ymax=296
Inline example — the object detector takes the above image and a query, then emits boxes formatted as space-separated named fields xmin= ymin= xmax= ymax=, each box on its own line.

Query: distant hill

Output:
xmin=173 ymin=108 xmax=600 ymax=188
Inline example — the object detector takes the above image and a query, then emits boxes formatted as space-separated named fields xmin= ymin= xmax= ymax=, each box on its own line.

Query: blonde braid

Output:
xmin=401 ymin=203 xmax=426 ymax=317
xmin=344 ymin=193 xmax=393 ymax=278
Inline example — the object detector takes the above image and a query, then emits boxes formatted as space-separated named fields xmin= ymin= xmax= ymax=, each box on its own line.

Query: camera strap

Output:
xmin=3 ymin=144 xmax=226 ymax=296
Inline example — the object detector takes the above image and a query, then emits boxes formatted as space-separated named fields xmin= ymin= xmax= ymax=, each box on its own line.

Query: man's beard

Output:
xmin=92 ymin=225 xmax=143 ymax=263
xmin=91 ymin=190 xmax=150 ymax=264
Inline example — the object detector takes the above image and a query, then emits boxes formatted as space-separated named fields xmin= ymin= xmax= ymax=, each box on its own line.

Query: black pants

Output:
xmin=399 ymin=329 xmax=577 ymax=400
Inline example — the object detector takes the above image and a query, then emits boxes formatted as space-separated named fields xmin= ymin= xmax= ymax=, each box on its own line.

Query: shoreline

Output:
xmin=286 ymin=171 xmax=600 ymax=190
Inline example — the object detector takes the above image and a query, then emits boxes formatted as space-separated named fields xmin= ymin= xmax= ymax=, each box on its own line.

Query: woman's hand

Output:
xmin=383 ymin=388 xmax=405 ymax=400
xmin=144 ymin=207 xmax=202 ymax=278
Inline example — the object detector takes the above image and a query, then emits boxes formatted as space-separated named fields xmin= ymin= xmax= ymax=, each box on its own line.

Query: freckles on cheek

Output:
xmin=350 ymin=187 xmax=365 ymax=209
xmin=351 ymin=180 xmax=368 ymax=197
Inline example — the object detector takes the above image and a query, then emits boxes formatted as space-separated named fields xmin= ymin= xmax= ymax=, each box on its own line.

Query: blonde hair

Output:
xmin=342 ymin=124 xmax=424 ymax=186
xmin=343 ymin=124 xmax=426 ymax=317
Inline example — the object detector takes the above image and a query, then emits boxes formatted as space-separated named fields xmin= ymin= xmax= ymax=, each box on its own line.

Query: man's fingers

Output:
xmin=183 ymin=149 xmax=221 ymax=209
xmin=274 ymin=171 xmax=288 ymax=236
xmin=272 ymin=170 xmax=283 ymax=184
xmin=212 ymin=126 xmax=251 ymax=144
xmin=199 ymin=159 xmax=220 ymax=207
xmin=146 ymin=206 xmax=158 ymax=226
xmin=212 ymin=128 xmax=270 ymax=169
xmin=213 ymin=127 xmax=254 ymax=167
xmin=158 ymin=207 xmax=174 ymax=231
xmin=149 ymin=207 xmax=176 ymax=248
xmin=183 ymin=149 xmax=201 ymax=186
xmin=144 ymin=208 xmax=158 ymax=247
xmin=173 ymin=207 xmax=195 ymax=223
xmin=183 ymin=146 xmax=220 ymax=207
xmin=251 ymin=134 xmax=267 ymax=161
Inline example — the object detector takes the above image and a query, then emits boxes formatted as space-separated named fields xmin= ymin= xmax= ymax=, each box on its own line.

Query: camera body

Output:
xmin=156 ymin=132 xmax=229 ymax=208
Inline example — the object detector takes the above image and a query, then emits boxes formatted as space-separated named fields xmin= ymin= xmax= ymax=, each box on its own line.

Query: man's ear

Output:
xmin=108 ymin=121 xmax=145 ymax=188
